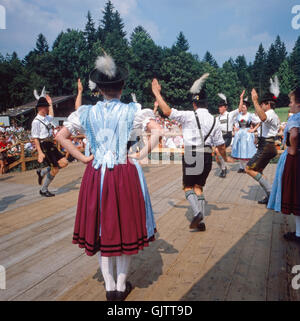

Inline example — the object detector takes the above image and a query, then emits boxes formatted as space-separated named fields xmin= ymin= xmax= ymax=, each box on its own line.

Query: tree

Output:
xmin=203 ymin=51 xmax=218 ymax=68
xmin=277 ymin=59 xmax=297 ymax=106
xmin=101 ymin=0 xmax=115 ymax=33
xmin=112 ymin=10 xmax=126 ymax=38
xmin=290 ymin=36 xmax=300 ymax=86
xmin=234 ymin=55 xmax=252 ymax=92
xmin=266 ymin=44 xmax=278 ymax=80
xmin=35 ymin=34 xmax=49 ymax=54
xmin=252 ymin=43 xmax=268 ymax=97
xmin=173 ymin=32 xmax=189 ymax=52
xmin=84 ymin=11 xmax=97 ymax=50
xmin=274 ymin=35 xmax=287 ymax=67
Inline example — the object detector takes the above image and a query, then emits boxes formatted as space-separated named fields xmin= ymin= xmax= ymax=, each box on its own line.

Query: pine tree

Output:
xmin=252 ymin=43 xmax=268 ymax=97
xmin=173 ymin=32 xmax=189 ymax=52
xmin=277 ymin=59 xmax=297 ymax=106
xmin=290 ymin=36 xmax=300 ymax=86
xmin=101 ymin=0 xmax=115 ymax=33
xmin=203 ymin=51 xmax=218 ymax=68
xmin=234 ymin=55 xmax=252 ymax=93
xmin=112 ymin=10 xmax=126 ymax=38
xmin=84 ymin=11 xmax=97 ymax=50
xmin=266 ymin=44 xmax=278 ymax=79
xmin=274 ymin=35 xmax=287 ymax=67
xmin=35 ymin=34 xmax=49 ymax=54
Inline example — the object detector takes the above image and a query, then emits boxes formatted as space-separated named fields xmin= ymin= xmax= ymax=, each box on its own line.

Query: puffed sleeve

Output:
xmin=63 ymin=106 xmax=88 ymax=135
xmin=287 ymin=113 xmax=300 ymax=131
xmin=132 ymin=107 xmax=156 ymax=132
xmin=169 ymin=108 xmax=187 ymax=125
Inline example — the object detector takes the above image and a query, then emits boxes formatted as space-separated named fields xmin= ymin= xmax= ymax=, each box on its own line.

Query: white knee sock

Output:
xmin=98 ymin=252 xmax=116 ymax=291
xmin=295 ymin=216 xmax=300 ymax=237
xmin=239 ymin=161 xmax=244 ymax=169
xmin=116 ymin=255 xmax=131 ymax=292
xmin=219 ymin=157 xmax=226 ymax=170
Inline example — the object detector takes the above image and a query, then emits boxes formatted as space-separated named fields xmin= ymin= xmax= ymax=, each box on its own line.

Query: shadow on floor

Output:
xmin=0 ymin=176 xmax=13 ymax=182
xmin=0 ymin=194 xmax=25 ymax=212
xmin=92 ymin=238 xmax=178 ymax=289
xmin=55 ymin=178 xmax=82 ymax=195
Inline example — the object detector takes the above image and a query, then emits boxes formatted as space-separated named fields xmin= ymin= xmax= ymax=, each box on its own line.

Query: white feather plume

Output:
xmin=89 ymin=80 xmax=97 ymax=91
xmin=218 ymin=93 xmax=227 ymax=103
xmin=95 ymin=53 xmax=117 ymax=79
xmin=131 ymin=93 xmax=137 ymax=103
xmin=190 ymin=73 xmax=210 ymax=94
xmin=33 ymin=86 xmax=46 ymax=100
xmin=244 ymin=96 xmax=248 ymax=102
xmin=269 ymin=75 xmax=280 ymax=98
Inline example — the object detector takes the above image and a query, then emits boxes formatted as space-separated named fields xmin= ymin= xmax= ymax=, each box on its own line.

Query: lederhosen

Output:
xmin=247 ymin=123 xmax=277 ymax=173
xmin=219 ymin=113 xmax=232 ymax=147
xmin=182 ymin=112 xmax=216 ymax=187
xmin=36 ymin=118 xmax=64 ymax=167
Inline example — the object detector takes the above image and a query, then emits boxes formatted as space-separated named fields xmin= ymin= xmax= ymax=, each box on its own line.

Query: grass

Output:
xmin=248 ymin=107 xmax=289 ymax=122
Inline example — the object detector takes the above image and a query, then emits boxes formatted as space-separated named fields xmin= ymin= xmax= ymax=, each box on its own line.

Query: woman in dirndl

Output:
xmin=56 ymin=53 xmax=162 ymax=301
xmin=231 ymin=98 xmax=260 ymax=173
xmin=268 ymin=87 xmax=300 ymax=243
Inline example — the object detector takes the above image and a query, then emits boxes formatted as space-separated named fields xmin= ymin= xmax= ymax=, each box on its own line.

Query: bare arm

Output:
xmin=46 ymin=95 xmax=54 ymax=118
xmin=238 ymin=90 xmax=245 ymax=113
xmin=152 ymin=79 xmax=172 ymax=117
xmin=251 ymin=89 xmax=267 ymax=122
xmin=75 ymin=79 xmax=83 ymax=111
xmin=288 ymin=127 xmax=299 ymax=156
xmin=55 ymin=127 xmax=94 ymax=164
xmin=129 ymin=120 xmax=163 ymax=160
xmin=33 ymin=138 xmax=45 ymax=163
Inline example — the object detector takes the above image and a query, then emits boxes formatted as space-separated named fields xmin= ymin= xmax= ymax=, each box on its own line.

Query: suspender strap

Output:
xmin=194 ymin=111 xmax=216 ymax=144
xmin=227 ymin=113 xmax=229 ymax=133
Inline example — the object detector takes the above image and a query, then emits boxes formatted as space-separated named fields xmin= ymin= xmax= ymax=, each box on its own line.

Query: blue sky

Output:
xmin=0 ymin=0 xmax=299 ymax=65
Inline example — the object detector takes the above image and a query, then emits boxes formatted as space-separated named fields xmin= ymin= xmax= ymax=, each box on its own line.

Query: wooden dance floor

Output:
xmin=0 ymin=160 xmax=299 ymax=301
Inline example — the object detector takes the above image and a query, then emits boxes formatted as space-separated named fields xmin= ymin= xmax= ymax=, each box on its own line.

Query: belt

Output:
xmin=259 ymin=137 xmax=275 ymax=143
xmin=185 ymin=145 xmax=212 ymax=153
xmin=39 ymin=137 xmax=54 ymax=143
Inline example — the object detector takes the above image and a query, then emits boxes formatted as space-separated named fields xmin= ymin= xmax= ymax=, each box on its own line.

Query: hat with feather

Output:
xmin=34 ymin=87 xmax=49 ymax=108
xmin=190 ymin=73 xmax=210 ymax=105
xmin=243 ymin=96 xmax=250 ymax=108
xmin=260 ymin=75 xmax=280 ymax=105
xmin=89 ymin=52 xmax=128 ymax=91
xmin=217 ymin=93 xmax=228 ymax=107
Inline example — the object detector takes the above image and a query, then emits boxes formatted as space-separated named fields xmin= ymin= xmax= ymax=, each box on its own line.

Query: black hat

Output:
xmin=36 ymin=97 xmax=50 ymax=108
xmin=260 ymin=76 xmax=280 ymax=105
xmin=259 ymin=92 xmax=278 ymax=104
xmin=192 ymin=88 xmax=207 ymax=104
xmin=89 ymin=54 xmax=128 ymax=90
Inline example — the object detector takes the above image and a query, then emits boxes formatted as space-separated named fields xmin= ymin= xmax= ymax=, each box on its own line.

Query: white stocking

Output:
xmin=98 ymin=252 xmax=116 ymax=291
xmin=116 ymin=255 xmax=132 ymax=292
xmin=295 ymin=216 xmax=300 ymax=237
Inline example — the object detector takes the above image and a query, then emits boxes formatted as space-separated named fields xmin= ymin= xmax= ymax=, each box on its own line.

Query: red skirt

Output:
xmin=281 ymin=153 xmax=300 ymax=216
xmin=73 ymin=161 xmax=155 ymax=257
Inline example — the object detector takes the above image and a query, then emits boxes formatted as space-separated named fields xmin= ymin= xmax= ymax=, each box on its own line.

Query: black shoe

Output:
xmin=106 ymin=291 xmax=117 ymax=301
xmin=258 ymin=196 xmax=269 ymax=205
xmin=115 ymin=282 xmax=133 ymax=301
xmin=189 ymin=212 xmax=204 ymax=229
xmin=197 ymin=222 xmax=206 ymax=231
xmin=40 ymin=190 xmax=55 ymax=197
xmin=237 ymin=168 xmax=245 ymax=173
xmin=219 ymin=169 xmax=227 ymax=178
xmin=283 ymin=232 xmax=300 ymax=243
xmin=36 ymin=169 xmax=44 ymax=185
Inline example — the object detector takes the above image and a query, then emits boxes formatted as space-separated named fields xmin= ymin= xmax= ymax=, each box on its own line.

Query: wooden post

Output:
xmin=20 ymin=143 xmax=26 ymax=172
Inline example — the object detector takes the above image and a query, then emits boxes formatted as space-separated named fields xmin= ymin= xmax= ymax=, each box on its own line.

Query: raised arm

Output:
xmin=152 ymin=79 xmax=172 ymax=117
xmin=238 ymin=90 xmax=245 ymax=113
xmin=46 ymin=95 xmax=54 ymax=117
xmin=251 ymin=89 xmax=267 ymax=122
xmin=75 ymin=78 xmax=83 ymax=111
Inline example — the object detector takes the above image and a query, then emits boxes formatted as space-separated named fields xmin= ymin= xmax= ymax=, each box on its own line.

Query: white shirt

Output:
xmin=169 ymin=108 xmax=224 ymax=147
xmin=217 ymin=109 xmax=240 ymax=133
xmin=31 ymin=114 xmax=54 ymax=139
xmin=260 ymin=109 xmax=280 ymax=138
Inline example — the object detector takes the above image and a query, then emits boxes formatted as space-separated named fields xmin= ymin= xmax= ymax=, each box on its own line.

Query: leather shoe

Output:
xmin=36 ymin=169 xmax=44 ymax=185
xmin=197 ymin=222 xmax=206 ymax=231
xmin=283 ymin=232 xmax=300 ymax=243
xmin=106 ymin=291 xmax=117 ymax=301
xmin=40 ymin=190 xmax=55 ymax=197
xmin=219 ymin=169 xmax=227 ymax=178
xmin=237 ymin=168 xmax=245 ymax=173
xmin=115 ymin=281 xmax=133 ymax=301
xmin=189 ymin=212 xmax=204 ymax=229
xmin=258 ymin=196 xmax=269 ymax=205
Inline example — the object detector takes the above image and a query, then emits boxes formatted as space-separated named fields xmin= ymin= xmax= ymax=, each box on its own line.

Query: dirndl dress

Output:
xmin=231 ymin=113 xmax=257 ymax=160
xmin=64 ymin=99 xmax=157 ymax=257
xmin=268 ymin=113 xmax=300 ymax=215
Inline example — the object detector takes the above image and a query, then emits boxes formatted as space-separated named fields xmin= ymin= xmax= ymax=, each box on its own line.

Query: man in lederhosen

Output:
xmin=151 ymin=75 xmax=227 ymax=231
xmin=245 ymin=80 xmax=280 ymax=205
xmin=215 ymin=93 xmax=241 ymax=178
xmin=31 ymin=91 xmax=68 ymax=197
